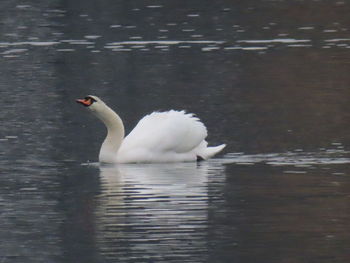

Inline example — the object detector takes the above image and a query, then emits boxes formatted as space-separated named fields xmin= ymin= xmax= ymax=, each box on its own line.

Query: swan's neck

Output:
xmin=92 ymin=105 xmax=125 ymax=163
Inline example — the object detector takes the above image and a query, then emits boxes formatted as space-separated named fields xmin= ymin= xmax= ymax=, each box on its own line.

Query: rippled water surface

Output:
xmin=1 ymin=0 xmax=350 ymax=262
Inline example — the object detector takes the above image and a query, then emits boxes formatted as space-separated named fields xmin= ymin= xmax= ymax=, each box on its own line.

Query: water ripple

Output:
xmin=3 ymin=36 xmax=350 ymax=57
xmin=223 ymin=148 xmax=350 ymax=166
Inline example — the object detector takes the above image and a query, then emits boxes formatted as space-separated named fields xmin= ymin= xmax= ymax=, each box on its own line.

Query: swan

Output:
xmin=76 ymin=95 xmax=226 ymax=163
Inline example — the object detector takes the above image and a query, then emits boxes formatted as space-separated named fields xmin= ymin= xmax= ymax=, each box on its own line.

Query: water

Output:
xmin=1 ymin=0 xmax=350 ymax=262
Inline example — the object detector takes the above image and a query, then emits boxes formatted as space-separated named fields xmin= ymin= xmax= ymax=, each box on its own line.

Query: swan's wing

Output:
xmin=119 ymin=110 xmax=207 ymax=154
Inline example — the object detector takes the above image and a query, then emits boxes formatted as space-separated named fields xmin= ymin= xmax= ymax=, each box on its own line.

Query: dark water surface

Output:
xmin=1 ymin=0 xmax=350 ymax=262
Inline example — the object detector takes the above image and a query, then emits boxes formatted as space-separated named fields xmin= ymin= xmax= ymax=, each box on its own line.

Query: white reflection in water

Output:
xmin=94 ymin=162 xmax=223 ymax=260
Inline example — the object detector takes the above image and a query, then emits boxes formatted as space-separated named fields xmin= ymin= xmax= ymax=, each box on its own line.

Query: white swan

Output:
xmin=76 ymin=95 xmax=226 ymax=163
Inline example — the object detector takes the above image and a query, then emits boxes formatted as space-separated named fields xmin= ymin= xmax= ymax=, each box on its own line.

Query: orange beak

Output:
xmin=76 ymin=98 xmax=92 ymax=107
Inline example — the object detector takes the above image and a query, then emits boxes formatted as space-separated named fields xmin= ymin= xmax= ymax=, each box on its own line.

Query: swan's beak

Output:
xmin=76 ymin=98 xmax=92 ymax=107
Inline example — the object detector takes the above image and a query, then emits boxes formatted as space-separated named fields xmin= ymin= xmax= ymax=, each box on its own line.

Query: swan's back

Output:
xmin=117 ymin=110 xmax=223 ymax=163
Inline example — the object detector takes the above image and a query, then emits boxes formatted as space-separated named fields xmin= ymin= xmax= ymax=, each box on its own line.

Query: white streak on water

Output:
xmin=182 ymin=29 xmax=195 ymax=32
xmin=323 ymin=29 xmax=337 ymax=33
xmin=105 ymin=40 xmax=225 ymax=47
xmin=224 ymin=46 xmax=268 ymax=51
xmin=65 ymin=40 xmax=95 ymax=45
xmin=298 ymin=26 xmax=315 ymax=30
xmin=332 ymin=142 xmax=343 ymax=146
xmin=131 ymin=45 xmax=146 ymax=49
xmin=283 ymin=170 xmax=308 ymax=174
xmin=154 ymin=45 xmax=169 ymax=49
xmin=146 ymin=5 xmax=163 ymax=8
xmin=202 ymin=46 xmax=220 ymax=51
xmin=191 ymin=34 xmax=204 ymax=38
xmin=5 ymin=136 xmax=18 ymax=139
xmin=241 ymin=46 xmax=269 ymax=50
xmin=224 ymin=46 xmax=241 ymax=50
xmin=0 ymin=41 xmax=59 ymax=46
xmin=129 ymin=36 xmax=143 ymax=40
xmin=29 ymin=41 xmax=60 ymax=46
xmin=57 ymin=49 xmax=75 ymax=52
xmin=16 ymin=5 xmax=31 ymax=9
xmin=111 ymin=48 xmax=132 ymax=52
xmin=2 ymin=49 xmax=28 ymax=55
xmin=84 ymin=35 xmax=101 ymax=39
xmin=237 ymin=38 xmax=311 ymax=44
xmin=287 ymin=44 xmax=313 ymax=48
xmin=324 ymin=38 xmax=350 ymax=42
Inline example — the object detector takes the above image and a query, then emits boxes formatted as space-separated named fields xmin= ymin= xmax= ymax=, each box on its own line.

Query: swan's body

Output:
xmin=77 ymin=95 xmax=226 ymax=163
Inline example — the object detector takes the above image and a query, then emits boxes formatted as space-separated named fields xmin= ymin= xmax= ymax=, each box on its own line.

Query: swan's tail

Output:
xmin=200 ymin=143 xmax=226 ymax=160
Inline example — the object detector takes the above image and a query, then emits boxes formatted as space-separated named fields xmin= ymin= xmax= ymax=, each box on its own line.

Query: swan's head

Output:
xmin=76 ymin=95 xmax=106 ymax=113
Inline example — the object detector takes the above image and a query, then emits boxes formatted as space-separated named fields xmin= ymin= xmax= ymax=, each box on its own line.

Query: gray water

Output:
xmin=1 ymin=0 xmax=350 ymax=262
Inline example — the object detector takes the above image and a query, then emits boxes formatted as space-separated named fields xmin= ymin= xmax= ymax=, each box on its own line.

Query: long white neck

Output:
xmin=91 ymin=104 xmax=125 ymax=163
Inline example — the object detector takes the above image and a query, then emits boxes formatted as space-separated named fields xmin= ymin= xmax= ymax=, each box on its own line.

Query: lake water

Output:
xmin=1 ymin=0 xmax=350 ymax=262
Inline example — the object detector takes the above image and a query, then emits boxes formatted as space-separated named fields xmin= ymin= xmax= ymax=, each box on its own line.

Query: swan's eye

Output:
xmin=85 ymin=96 xmax=97 ymax=103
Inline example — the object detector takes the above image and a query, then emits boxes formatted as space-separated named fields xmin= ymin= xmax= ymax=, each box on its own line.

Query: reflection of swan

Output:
xmin=99 ymin=163 xmax=211 ymax=196
xmin=94 ymin=162 xmax=224 ymax=261
xmin=76 ymin=95 xmax=226 ymax=163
